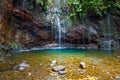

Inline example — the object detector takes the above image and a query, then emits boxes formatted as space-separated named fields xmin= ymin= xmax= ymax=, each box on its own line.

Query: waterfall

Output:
xmin=103 ymin=14 xmax=112 ymax=50
xmin=46 ymin=0 xmax=70 ymax=48
xmin=55 ymin=0 xmax=62 ymax=47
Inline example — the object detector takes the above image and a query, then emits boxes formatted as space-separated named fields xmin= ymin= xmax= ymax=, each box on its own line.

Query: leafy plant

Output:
xmin=68 ymin=0 xmax=118 ymax=20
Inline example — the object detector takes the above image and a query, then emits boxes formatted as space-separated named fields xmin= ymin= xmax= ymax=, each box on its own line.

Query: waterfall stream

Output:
xmin=46 ymin=0 xmax=70 ymax=48
xmin=55 ymin=0 xmax=61 ymax=47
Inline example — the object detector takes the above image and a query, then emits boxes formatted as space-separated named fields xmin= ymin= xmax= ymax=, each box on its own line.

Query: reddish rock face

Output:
xmin=38 ymin=30 xmax=50 ymax=40
xmin=66 ymin=24 xmax=88 ymax=40
xmin=0 ymin=0 xmax=9 ymax=43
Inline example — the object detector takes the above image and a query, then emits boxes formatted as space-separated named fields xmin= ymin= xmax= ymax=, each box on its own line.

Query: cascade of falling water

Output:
xmin=103 ymin=14 xmax=112 ymax=50
xmin=107 ymin=14 xmax=111 ymax=50
xmin=46 ymin=0 xmax=62 ymax=47
xmin=55 ymin=0 xmax=61 ymax=47
xmin=46 ymin=0 xmax=73 ymax=48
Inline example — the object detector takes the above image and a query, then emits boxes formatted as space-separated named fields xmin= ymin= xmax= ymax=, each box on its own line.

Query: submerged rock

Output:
xmin=52 ymin=65 xmax=65 ymax=72
xmin=58 ymin=71 xmax=67 ymax=75
xmin=80 ymin=62 xmax=86 ymax=69
xmin=116 ymin=76 xmax=120 ymax=80
xmin=50 ymin=63 xmax=55 ymax=67
xmin=51 ymin=60 xmax=57 ymax=64
xmin=13 ymin=61 xmax=30 ymax=71
xmin=50 ymin=60 xmax=57 ymax=66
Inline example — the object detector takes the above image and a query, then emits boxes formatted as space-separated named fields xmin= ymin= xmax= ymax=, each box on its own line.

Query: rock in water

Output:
xmin=50 ymin=64 xmax=54 ymax=67
xmin=116 ymin=76 xmax=120 ymax=80
xmin=52 ymin=65 xmax=65 ymax=72
xmin=80 ymin=62 xmax=86 ymax=69
xmin=51 ymin=60 xmax=57 ymax=64
xmin=50 ymin=60 xmax=57 ymax=66
xmin=18 ymin=61 xmax=30 ymax=71
xmin=58 ymin=71 xmax=67 ymax=75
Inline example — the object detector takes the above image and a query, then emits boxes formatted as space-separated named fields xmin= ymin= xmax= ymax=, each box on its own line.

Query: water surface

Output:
xmin=0 ymin=48 xmax=120 ymax=80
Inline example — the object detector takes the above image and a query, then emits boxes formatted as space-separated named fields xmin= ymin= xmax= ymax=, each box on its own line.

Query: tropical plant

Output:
xmin=68 ymin=0 xmax=119 ymax=19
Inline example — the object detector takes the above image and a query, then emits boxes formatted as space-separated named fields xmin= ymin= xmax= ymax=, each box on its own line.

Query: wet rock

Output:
xmin=116 ymin=76 xmax=120 ymax=80
xmin=14 ymin=61 xmax=30 ymax=71
xmin=80 ymin=62 xmax=86 ymax=69
xmin=50 ymin=60 xmax=57 ymax=67
xmin=58 ymin=71 xmax=67 ymax=75
xmin=51 ymin=60 xmax=57 ymax=64
xmin=52 ymin=65 xmax=65 ymax=72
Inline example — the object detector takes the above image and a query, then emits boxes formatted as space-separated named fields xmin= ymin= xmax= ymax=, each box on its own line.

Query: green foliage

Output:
xmin=36 ymin=0 xmax=44 ymax=6
xmin=36 ymin=0 xmax=51 ymax=10
xmin=114 ymin=1 xmax=120 ymax=8
xmin=68 ymin=0 xmax=118 ymax=20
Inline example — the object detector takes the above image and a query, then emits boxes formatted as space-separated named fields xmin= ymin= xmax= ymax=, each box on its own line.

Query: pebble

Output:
xmin=110 ymin=76 xmax=113 ymax=79
xmin=92 ymin=66 xmax=96 ymax=69
xmin=39 ymin=63 xmax=42 ymax=66
xmin=28 ymin=72 xmax=31 ymax=76
xmin=80 ymin=72 xmax=84 ymax=75
xmin=106 ymin=72 xmax=110 ymax=74
xmin=80 ymin=62 xmax=86 ymax=69
xmin=51 ymin=60 xmax=57 ymax=64
xmin=52 ymin=65 xmax=65 ymax=72
xmin=50 ymin=60 xmax=57 ymax=66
